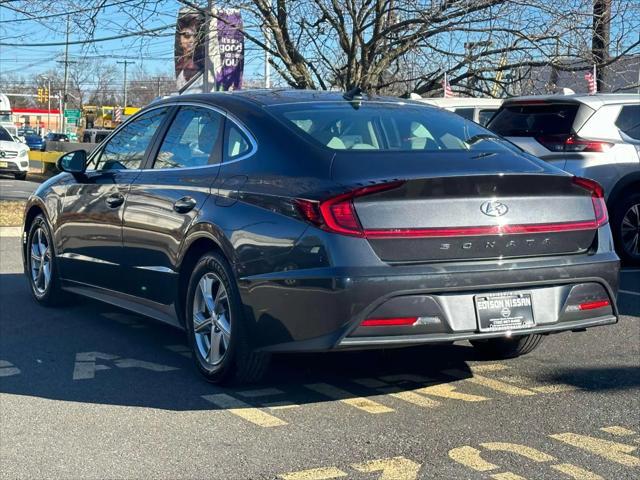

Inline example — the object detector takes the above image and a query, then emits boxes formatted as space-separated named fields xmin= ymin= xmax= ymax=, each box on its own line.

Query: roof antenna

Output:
xmin=343 ymin=86 xmax=364 ymax=109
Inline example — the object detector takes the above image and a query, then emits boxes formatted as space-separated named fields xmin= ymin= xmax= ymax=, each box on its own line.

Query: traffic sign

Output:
xmin=64 ymin=109 xmax=81 ymax=119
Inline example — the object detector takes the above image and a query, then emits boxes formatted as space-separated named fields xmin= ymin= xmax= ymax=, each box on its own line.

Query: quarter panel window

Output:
xmin=225 ymin=122 xmax=252 ymax=160
xmin=153 ymin=106 xmax=223 ymax=169
xmin=92 ymin=108 xmax=167 ymax=171
xmin=615 ymin=105 xmax=640 ymax=140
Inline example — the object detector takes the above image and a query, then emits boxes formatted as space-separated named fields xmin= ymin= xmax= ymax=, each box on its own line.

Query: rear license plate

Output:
xmin=0 ymin=161 xmax=7 ymax=168
xmin=475 ymin=293 xmax=535 ymax=332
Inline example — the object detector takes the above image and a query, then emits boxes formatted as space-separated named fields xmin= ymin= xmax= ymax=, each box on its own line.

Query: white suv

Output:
xmin=0 ymin=125 xmax=30 ymax=180
xmin=488 ymin=94 xmax=640 ymax=264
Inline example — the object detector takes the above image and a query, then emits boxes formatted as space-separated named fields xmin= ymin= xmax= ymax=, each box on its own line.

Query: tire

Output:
xmin=14 ymin=172 xmax=27 ymax=181
xmin=470 ymin=334 xmax=544 ymax=359
xmin=185 ymin=251 xmax=270 ymax=385
xmin=25 ymin=214 xmax=66 ymax=306
xmin=611 ymin=192 xmax=640 ymax=266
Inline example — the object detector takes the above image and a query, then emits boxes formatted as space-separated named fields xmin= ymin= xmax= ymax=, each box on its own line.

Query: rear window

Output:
xmin=488 ymin=103 xmax=579 ymax=137
xmin=269 ymin=102 xmax=515 ymax=153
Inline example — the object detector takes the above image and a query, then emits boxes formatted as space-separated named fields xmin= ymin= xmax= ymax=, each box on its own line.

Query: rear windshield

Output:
xmin=269 ymin=102 xmax=516 ymax=153
xmin=488 ymin=103 xmax=579 ymax=137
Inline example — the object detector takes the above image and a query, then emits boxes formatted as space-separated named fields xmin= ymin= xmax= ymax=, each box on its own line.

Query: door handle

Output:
xmin=105 ymin=193 xmax=125 ymax=208
xmin=173 ymin=196 xmax=197 ymax=214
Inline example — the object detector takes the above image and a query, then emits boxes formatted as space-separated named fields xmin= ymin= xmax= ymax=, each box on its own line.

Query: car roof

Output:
xmin=156 ymin=89 xmax=432 ymax=109
xmin=416 ymin=97 xmax=503 ymax=108
xmin=502 ymin=93 xmax=640 ymax=108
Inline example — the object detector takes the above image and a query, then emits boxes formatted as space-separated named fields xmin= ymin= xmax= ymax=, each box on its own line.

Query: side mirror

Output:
xmin=57 ymin=150 xmax=87 ymax=174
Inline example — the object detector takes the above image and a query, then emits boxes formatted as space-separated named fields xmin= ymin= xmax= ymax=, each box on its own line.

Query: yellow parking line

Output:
xmin=491 ymin=473 xmax=526 ymax=480
xmin=448 ymin=446 xmax=498 ymax=472
xmin=386 ymin=390 xmax=440 ymax=408
xmin=352 ymin=457 xmax=421 ymax=480
xmin=551 ymin=463 xmax=604 ymax=480
xmin=416 ymin=383 xmax=490 ymax=402
xmin=600 ymin=426 xmax=636 ymax=436
xmin=550 ymin=432 xmax=640 ymax=467
xmin=470 ymin=363 xmax=510 ymax=373
xmin=202 ymin=394 xmax=288 ymax=427
xmin=445 ymin=369 xmax=537 ymax=396
xmin=480 ymin=442 xmax=555 ymax=462
xmin=279 ymin=467 xmax=347 ymax=480
xmin=531 ymin=384 xmax=577 ymax=393
xmin=304 ymin=383 xmax=394 ymax=414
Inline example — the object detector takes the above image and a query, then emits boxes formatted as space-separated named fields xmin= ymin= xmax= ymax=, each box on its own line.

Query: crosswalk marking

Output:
xmin=600 ymin=426 xmax=636 ymax=436
xmin=416 ymin=383 xmax=490 ymax=402
xmin=551 ymin=463 xmax=604 ymax=480
xmin=550 ymin=433 xmax=640 ymax=467
xmin=202 ymin=394 xmax=288 ymax=427
xmin=444 ymin=369 xmax=537 ymax=396
xmin=480 ymin=442 xmax=555 ymax=462
xmin=304 ymin=383 xmax=394 ymax=414
xmin=279 ymin=467 xmax=347 ymax=480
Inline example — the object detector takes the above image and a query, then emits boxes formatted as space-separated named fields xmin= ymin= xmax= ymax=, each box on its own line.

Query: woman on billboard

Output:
xmin=175 ymin=9 xmax=205 ymax=89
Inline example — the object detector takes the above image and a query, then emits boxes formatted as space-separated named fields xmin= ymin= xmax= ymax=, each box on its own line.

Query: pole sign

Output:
xmin=208 ymin=9 xmax=244 ymax=91
xmin=174 ymin=7 xmax=206 ymax=90
xmin=64 ymin=109 xmax=81 ymax=119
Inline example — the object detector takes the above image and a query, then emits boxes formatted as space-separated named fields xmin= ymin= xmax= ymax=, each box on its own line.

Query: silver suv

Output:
xmin=488 ymin=94 xmax=640 ymax=264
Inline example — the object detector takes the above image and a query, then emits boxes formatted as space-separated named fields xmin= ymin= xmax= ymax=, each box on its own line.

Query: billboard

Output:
xmin=175 ymin=7 xmax=206 ymax=90
xmin=207 ymin=9 xmax=245 ymax=91
xmin=174 ymin=7 xmax=244 ymax=92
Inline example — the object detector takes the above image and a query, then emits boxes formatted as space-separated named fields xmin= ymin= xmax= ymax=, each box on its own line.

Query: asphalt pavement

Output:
xmin=0 ymin=235 xmax=638 ymax=479
xmin=0 ymin=176 xmax=40 ymax=201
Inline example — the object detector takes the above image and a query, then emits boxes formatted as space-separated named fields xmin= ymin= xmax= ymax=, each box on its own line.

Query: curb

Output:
xmin=0 ymin=227 xmax=22 ymax=238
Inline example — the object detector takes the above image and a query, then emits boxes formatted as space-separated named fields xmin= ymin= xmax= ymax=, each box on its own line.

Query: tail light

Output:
xmin=572 ymin=176 xmax=608 ymax=228
xmin=535 ymin=135 xmax=613 ymax=153
xmin=295 ymin=181 xmax=404 ymax=237
xmin=361 ymin=317 xmax=418 ymax=327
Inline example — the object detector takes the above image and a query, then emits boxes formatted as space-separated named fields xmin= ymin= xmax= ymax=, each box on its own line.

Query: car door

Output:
xmin=121 ymin=104 xmax=224 ymax=309
xmin=57 ymin=107 xmax=169 ymax=291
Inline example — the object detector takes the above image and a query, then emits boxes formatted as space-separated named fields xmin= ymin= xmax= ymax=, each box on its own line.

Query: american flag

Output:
xmin=442 ymin=72 xmax=454 ymax=98
xmin=584 ymin=65 xmax=597 ymax=95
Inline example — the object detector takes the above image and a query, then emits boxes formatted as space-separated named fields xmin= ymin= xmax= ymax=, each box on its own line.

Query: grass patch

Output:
xmin=0 ymin=201 xmax=25 ymax=227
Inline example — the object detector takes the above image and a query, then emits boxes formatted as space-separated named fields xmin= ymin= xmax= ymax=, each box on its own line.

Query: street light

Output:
xmin=38 ymin=75 xmax=51 ymax=134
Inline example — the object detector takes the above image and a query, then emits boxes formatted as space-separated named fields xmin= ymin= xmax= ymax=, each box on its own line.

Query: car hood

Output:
xmin=0 ymin=140 xmax=29 ymax=152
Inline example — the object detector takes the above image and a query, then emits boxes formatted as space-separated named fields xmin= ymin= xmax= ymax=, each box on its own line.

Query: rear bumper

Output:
xmin=240 ymin=250 xmax=620 ymax=353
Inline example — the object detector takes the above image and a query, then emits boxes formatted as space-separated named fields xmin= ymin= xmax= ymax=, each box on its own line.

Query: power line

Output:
xmin=0 ymin=24 xmax=175 ymax=47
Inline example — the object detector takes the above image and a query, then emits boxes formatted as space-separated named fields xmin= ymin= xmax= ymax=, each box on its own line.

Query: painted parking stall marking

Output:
xmin=278 ymin=426 xmax=636 ymax=480
xmin=304 ymin=383 xmax=395 ymax=414
xmin=72 ymin=351 xmax=179 ymax=380
xmin=201 ymin=393 xmax=288 ymax=427
xmin=0 ymin=360 xmax=20 ymax=377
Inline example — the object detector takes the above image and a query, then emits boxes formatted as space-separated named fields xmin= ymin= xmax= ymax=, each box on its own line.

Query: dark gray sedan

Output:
xmin=22 ymin=90 xmax=620 ymax=384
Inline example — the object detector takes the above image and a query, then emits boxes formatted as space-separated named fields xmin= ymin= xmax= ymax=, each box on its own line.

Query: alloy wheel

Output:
xmin=621 ymin=202 xmax=640 ymax=258
xmin=192 ymin=272 xmax=232 ymax=367
xmin=30 ymin=227 xmax=52 ymax=295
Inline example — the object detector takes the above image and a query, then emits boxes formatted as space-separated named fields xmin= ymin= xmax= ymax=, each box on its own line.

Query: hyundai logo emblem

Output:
xmin=0 ymin=151 xmax=5 ymax=158
xmin=480 ymin=200 xmax=509 ymax=217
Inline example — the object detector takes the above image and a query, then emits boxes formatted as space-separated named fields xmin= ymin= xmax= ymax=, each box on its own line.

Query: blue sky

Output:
xmin=0 ymin=1 xmax=266 ymax=83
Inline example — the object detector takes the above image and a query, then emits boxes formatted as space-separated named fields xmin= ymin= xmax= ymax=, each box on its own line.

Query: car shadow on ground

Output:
xmin=1 ymin=273 xmax=638 ymax=412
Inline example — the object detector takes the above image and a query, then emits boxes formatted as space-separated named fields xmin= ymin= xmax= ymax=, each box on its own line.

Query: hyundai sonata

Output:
xmin=23 ymin=90 xmax=619 ymax=384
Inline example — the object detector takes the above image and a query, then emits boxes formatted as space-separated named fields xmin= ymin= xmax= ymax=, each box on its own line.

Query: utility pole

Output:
xmin=264 ymin=0 xmax=271 ymax=88
xmin=116 ymin=60 xmax=135 ymax=107
xmin=58 ymin=15 xmax=76 ymax=134
xmin=592 ymin=0 xmax=611 ymax=92
xmin=204 ymin=0 xmax=212 ymax=93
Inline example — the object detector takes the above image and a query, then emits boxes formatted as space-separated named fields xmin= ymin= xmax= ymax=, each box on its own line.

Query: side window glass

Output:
xmin=225 ymin=122 xmax=252 ymax=160
xmin=154 ymin=106 xmax=223 ymax=169
xmin=454 ymin=108 xmax=475 ymax=121
xmin=92 ymin=108 xmax=167 ymax=171
xmin=615 ymin=105 xmax=640 ymax=140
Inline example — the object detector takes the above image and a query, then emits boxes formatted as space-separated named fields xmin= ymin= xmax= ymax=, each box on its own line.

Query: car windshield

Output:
xmin=269 ymin=102 xmax=514 ymax=153
xmin=488 ymin=103 xmax=579 ymax=137
xmin=0 ymin=126 xmax=13 ymax=142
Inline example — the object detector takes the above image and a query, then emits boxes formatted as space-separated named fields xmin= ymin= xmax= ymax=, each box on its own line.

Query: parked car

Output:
xmin=42 ymin=132 xmax=70 ymax=152
xmin=24 ymin=134 xmax=45 ymax=151
xmin=23 ymin=91 xmax=619 ymax=384
xmin=416 ymin=97 xmax=503 ymax=126
xmin=0 ymin=125 xmax=30 ymax=180
xmin=488 ymin=94 xmax=640 ymax=264
xmin=81 ymin=128 xmax=113 ymax=144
